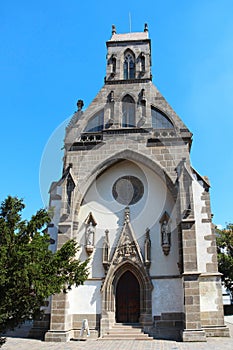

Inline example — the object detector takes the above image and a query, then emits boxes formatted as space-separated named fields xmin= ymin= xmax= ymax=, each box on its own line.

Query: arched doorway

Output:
xmin=116 ymin=270 xmax=140 ymax=323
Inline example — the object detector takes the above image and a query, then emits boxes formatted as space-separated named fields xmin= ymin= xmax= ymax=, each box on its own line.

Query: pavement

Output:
xmin=1 ymin=317 xmax=233 ymax=350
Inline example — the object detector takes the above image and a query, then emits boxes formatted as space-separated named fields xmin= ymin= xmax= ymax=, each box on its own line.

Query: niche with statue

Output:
xmin=160 ymin=212 xmax=171 ymax=256
xmin=84 ymin=212 xmax=97 ymax=255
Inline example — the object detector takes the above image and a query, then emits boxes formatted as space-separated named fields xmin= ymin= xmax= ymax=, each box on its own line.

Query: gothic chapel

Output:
xmin=43 ymin=24 xmax=229 ymax=342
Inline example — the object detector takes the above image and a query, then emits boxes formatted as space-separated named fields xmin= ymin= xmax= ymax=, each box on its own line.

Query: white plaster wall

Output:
xmin=77 ymin=160 xmax=180 ymax=277
xmin=192 ymin=178 xmax=212 ymax=273
xmin=69 ymin=280 xmax=102 ymax=314
xmin=152 ymin=278 xmax=183 ymax=315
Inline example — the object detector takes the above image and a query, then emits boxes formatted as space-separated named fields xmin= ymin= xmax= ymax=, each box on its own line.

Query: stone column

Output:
xmin=44 ymin=292 xmax=73 ymax=342
xmin=176 ymin=160 xmax=206 ymax=341
xmin=45 ymin=224 xmax=73 ymax=342
xmin=181 ymin=220 xmax=206 ymax=342
xmin=199 ymin=189 xmax=229 ymax=337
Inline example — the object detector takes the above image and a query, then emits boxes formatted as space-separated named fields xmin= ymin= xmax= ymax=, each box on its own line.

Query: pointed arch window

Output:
xmin=151 ymin=107 xmax=174 ymax=129
xmin=112 ymin=56 xmax=116 ymax=74
xmin=141 ymin=53 xmax=145 ymax=73
xmin=84 ymin=110 xmax=104 ymax=132
xmin=122 ymin=95 xmax=135 ymax=127
xmin=124 ymin=52 xmax=135 ymax=79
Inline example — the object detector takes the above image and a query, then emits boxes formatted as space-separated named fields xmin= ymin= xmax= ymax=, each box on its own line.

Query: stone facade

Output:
xmin=41 ymin=24 xmax=229 ymax=342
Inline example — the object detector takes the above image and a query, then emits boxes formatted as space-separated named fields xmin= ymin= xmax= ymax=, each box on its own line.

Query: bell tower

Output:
xmin=106 ymin=23 xmax=152 ymax=82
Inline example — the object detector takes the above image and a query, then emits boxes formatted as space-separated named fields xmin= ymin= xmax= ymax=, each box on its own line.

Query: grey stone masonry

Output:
xmin=44 ymin=25 xmax=228 ymax=343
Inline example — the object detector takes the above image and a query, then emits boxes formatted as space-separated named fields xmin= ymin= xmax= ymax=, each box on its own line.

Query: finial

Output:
xmin=144 ymin=23 xmax=148 ymax=32
xmin=77 ymin=99 xmax=84 ymax=111
xmin=112 ymin=24 xmax=116 ymax=35
xmin=124 ymin=206 xmax=130 ymax=223
xmin=105 ymin=229 xmax=109 ymax=241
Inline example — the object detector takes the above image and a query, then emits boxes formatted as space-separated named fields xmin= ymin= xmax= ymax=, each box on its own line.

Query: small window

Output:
xmin=124 ymin=51 xmax=135 ymax=79
xmin=122 ymin=95 xmax=135 ymax=127
xmin=84 ymin=110 xmax=104 ymax=132
xmin=141 ymin=55 xmax=145 ymax=72
xmin=112 ymin=56 xmax=116 ymax=74
xmin=151 ymin=107 xmax=173 ymax=129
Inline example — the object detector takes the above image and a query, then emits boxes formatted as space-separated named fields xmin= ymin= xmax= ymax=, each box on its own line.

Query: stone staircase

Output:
xmin=102 ymin=323 xmax=153 ymax=340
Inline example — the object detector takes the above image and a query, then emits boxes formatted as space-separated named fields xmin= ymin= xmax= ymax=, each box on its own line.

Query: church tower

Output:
xmin=44 ymin=24 xmax=229 ymax=342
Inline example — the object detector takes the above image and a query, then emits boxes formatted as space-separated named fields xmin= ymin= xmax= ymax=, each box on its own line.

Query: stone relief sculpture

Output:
xmin=121 ymin=235 xmax=134 ymax=256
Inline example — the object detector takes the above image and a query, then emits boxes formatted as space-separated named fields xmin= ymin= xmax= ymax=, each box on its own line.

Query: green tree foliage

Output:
xmin=216 ymin=223 xmax=233 ymax=295
xmin=0 ymin=196 xmax=89 ymax=337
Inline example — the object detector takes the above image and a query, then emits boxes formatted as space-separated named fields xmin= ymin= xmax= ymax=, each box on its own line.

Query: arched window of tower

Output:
xmin=122 ymin=95 xmax=135 ymax=128
xmin=123 ymin=51 xmax=135 ymax=79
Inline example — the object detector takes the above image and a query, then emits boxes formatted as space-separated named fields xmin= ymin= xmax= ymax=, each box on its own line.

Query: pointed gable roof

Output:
xmin=101 ymin=207 xmax=152 ymax=292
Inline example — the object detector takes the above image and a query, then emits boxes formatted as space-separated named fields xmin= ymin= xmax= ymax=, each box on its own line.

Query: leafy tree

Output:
xmin=216 ymin=223 xmax=233 ymax=295
xmin=0 ymin=196 xmax=88 ymax=342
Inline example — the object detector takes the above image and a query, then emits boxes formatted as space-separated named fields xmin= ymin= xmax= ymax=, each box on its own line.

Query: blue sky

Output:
xmin=1 ymin=0 xmax=233 ymax=226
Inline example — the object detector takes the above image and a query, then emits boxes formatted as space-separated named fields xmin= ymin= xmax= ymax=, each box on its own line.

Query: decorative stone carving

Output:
xmin=103 ymin=229 xmax=110 ymax=270
xmin=104 ymin=207 xmax=144 ymax=266
xmin=100 ymin=206 xmax=154 ymax=332
xmin=160 ymin=212 xmax=171 ymax=255
xmin=66 ymin=174 xmax=75 ymax=213
xmin=84 ymin=212 xmax=97 ymax=255
xmin=144 ymin=228 xmax=151 ymax=268
xmin=118 ymin=234 xmax=136 ymax=258
xmin=86 ymin=222 xmax=95 ymax=245
xmin=124 ymin=206 xmax=130 ymax=223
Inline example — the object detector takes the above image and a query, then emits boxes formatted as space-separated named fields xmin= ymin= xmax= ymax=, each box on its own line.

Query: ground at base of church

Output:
xmin=2 ymin=317 xmax=233 ymax=350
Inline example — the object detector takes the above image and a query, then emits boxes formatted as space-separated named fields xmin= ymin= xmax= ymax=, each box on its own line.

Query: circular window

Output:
xmin=112 ymin=176 xmax=144 ymax=205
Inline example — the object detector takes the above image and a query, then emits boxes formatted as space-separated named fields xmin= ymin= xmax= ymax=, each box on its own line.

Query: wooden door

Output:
xmin=116 ymin=270 xmax=140 ymax=323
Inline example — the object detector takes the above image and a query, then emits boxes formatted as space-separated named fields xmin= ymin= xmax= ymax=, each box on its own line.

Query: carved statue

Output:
xmin=103 ymin=229 xmax=110 ymax=269
xmin=144 ymin=228 xmax=151 ymax=267
xmin=161 ymin=219 xmax=171 ymax=255
xmin=84 ymin=212 xmax=97 ymax=255
xmin=66 ymin=174 xmax=75 ymax=213
xmin=86 ymin=222 xmax=95 ymax=246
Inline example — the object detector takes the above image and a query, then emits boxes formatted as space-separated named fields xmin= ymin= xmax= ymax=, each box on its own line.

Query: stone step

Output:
xmin=102 ymin=335 xmax=153 ymax=340
xmin=110 ymin=323 xmax=141 ymax=329
xmin=102 ymin=323 xmax=153 ymax=341
xmin=105 ymin=330 xmax=144 ymax=335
